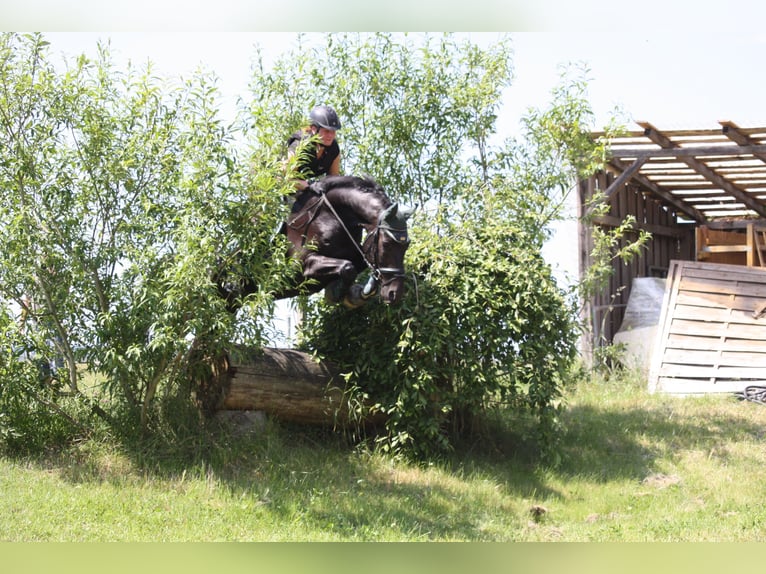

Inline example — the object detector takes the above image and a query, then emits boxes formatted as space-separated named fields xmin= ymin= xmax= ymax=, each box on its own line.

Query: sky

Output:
xmin=41 ymin=30 xmax=766 ymax=132
xmin=8 ymin=3 xmax=766 ymax=341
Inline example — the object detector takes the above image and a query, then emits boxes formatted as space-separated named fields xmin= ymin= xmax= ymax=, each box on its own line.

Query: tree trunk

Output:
xmin=192 ymin=346 xmax=382 ymax=427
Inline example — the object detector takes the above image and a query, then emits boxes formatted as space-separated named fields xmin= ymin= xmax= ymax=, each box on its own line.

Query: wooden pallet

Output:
xmin=649 ymin=260 xmax=766 ymax=394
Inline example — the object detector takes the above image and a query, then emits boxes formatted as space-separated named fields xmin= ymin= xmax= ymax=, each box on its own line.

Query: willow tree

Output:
xmin=244 ymin=33 xmax=630 ymax=459
xmin=0 ymin=33 xmax=290 ymax=445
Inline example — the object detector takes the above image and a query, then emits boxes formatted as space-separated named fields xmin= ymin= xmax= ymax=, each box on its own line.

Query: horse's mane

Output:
xmin=318 ymin=175 xmax=387 ymax=197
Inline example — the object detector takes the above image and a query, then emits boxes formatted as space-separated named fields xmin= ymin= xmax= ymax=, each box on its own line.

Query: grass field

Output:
xmin=2 ymin=369 xmax=766 ymax=542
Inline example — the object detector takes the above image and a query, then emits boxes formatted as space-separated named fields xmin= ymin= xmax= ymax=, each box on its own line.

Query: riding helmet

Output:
xmin=309 ymin=105 xmax=342 ymax=131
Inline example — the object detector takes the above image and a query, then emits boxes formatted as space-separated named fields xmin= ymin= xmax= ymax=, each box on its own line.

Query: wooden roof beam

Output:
xmin=705 ymin=218 xmax=766 ymax=230
xmin=638 ymin=121 xmax=766 ymax=218
xmin=606 ymin=158 xmax=707 ymax=222
xmin=602 ymin=156 xmax=646 ymax=200
xmin=608 ymin=143 xmax=766 ymax=158
xmin=719 ymin=120 xmax=766 ymax=164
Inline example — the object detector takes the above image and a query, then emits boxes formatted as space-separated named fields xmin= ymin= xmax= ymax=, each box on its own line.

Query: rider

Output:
xmin=285 ymin=105 xmax=369 ymax=307
xmin=286 ymin=104 xmax=342 ymax=192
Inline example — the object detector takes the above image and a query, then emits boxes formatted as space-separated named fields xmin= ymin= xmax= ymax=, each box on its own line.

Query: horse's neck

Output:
xmin=326 ymin=187 xmax=386 ymax=227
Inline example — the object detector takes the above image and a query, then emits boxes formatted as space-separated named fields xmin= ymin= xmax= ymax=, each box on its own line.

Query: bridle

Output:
xmin=317 ymin=192 xmax=409 ymax=287
xmin=362 ymin=217 xmax=410 ymax=284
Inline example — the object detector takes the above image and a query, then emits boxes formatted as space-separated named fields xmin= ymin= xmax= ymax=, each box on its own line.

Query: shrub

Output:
xmin=301 ymin=197 xmax=579 ymax=459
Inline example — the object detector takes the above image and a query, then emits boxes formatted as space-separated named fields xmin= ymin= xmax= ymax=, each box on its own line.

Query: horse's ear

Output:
xmin=381 ymin=203 xmax=415 ymax=225
xmin=398 ymin=205 xmax=416 ymax=221
xmin=379 ymin=203 xmax=397 ymax=224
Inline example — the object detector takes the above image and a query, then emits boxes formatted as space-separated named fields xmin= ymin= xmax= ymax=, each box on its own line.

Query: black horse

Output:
xmin=218 ymin=175 xmax=413 ymax=310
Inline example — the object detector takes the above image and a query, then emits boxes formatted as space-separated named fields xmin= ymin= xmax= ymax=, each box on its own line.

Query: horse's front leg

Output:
xmin=301 ymin=253 xmax=359 ymax=302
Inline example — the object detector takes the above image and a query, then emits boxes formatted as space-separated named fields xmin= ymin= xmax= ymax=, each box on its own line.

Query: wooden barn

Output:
xmin=579 ymin=121 xmax=766 ymax=393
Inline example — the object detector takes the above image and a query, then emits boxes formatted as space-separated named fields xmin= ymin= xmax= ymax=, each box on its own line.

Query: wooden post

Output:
xmin=747 ymin=223 xmax=756 ymax=267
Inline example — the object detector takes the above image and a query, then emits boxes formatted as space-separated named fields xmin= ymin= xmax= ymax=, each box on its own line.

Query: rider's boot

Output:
xmin=342 ymin=284 xmax=367 ymax=309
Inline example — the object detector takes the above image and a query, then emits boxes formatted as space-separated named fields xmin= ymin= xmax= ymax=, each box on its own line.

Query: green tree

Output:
xmin=0 ymin=33 xmax=288 ymax=443
xmin=245 ymin=33 xmax=636 ymax=458
xmin=247 ymin=33 xmax=513 ymax=209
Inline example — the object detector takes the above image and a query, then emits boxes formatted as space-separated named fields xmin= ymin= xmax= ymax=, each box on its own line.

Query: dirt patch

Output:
xmin=641 ymin=473 xmax=682 ymax=489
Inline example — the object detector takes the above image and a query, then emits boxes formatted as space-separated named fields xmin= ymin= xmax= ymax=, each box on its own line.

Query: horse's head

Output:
xmin=364 ymin=202 xmax=414 ymax=305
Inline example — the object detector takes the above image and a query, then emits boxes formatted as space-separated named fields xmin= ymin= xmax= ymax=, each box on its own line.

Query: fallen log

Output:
xmin=225 ymin=346 xmax=350 ymax=425
xmin=191 ymin=345 xmax=382 ymax=427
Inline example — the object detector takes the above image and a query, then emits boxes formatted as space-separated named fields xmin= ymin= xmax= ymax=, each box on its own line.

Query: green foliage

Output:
xmin=302 ymin=202 xmax=579 ymax=459
xmin=0 ymin=304 xmax=93 ymax=453
xmin=0 ymin=33 xmax=289 ymax=443
xmin=246 ymin=33 xmax=513 ymax=208
xmin=0 ymin=32 xmax=644 ymax=462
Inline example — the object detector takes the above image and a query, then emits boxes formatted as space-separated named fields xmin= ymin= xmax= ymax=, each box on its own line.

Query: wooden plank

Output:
xmin=681 ymin=265 xmax=766 ymax=283
xmin=675 ymin=291 xmax=766 ymax=312
xmin=665 ymin=333 xmax=765 ymax=352
xmin=656 ymin=378 xmax=766 ymax=394
xmin=599 ymin=157 xmax=647 ymax=203
xmin=699 ymin=245 xmax=749 ymax=253
xmin=672 ymin=304 xmax=766 ymax=326
xmin=649 ymin=259 xmax=766 ymax=394
xmin=697 ymin=227 xmax=748 ymax=246
xmin=662 ymin=348 xmax=766 ymax=367
xmin=609 ymin=143 xmax=766 ymax=159
xmin=657 ymin=364 xmax=766 ymax=379
xmin=754 ymin=225 xmax=766 ymax=267
xmin=747 ymin=223 xmax=757 ymax=266
xmin=679 ymin=259 xmax=766 ymax=277
xmin=677 ymin=277 xmax=766 ymax=298
xmin=648 ymin=261 xmax=681 ymax=393
xmin=668 ymin=318 xmax=766 ymax=339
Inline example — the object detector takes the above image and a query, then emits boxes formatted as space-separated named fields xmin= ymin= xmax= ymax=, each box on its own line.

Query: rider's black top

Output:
xmin=287 ymin=130 xmax=340 ymax=180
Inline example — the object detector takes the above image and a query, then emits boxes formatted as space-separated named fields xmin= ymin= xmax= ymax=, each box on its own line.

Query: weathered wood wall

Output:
xmin=579 ymin=172 xmax=695 ymax=359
